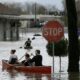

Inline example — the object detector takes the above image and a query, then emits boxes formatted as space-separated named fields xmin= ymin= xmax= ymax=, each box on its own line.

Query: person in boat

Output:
xmin=24 ymin=38 xmax=31 ymax=48
xmin=30 ymin=50 xmax=43 ymax=66
xmin=9 ymin=49 xmax=18 ymax=64
xmin=21 ymin=53 xmax=32 ymax=66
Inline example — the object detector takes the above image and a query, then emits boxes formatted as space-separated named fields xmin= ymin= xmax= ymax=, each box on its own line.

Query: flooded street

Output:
xmin=0 ymin=0 xmax=80 ymax=79
xmin=0 ymin=33 xmax=79 ymax=80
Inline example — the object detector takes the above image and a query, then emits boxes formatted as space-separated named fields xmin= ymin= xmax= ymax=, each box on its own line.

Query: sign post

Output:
xmin=42 ymin=20 xmax=64 ymax=78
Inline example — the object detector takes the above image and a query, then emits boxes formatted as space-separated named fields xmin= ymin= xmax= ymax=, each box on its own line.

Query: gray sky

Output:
xmin=0 ymin=0 xmax=64 ymax=10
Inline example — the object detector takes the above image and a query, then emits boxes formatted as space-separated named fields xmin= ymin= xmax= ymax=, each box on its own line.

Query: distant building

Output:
xmin=0 ymin=3 xmax=20 ymax=41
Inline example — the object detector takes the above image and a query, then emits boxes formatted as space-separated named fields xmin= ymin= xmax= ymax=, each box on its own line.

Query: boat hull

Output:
xmin=2 ymin=60 xmax=51 ymax=74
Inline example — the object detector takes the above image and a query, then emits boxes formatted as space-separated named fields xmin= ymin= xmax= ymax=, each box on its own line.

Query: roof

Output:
xmin=0 ymin=3 xmax=20 ymax=15
xmin=0 ymin=14 xmax=62 ymax=21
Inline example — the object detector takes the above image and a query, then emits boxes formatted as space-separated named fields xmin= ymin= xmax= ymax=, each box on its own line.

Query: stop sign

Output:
xmin=42 ymin=20 xmax=64 ymax=43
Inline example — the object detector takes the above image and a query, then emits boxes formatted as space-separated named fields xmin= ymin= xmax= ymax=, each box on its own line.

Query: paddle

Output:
xmin=18 ymin=54 xmax=26 ymax=61
xmin=18 ymin=53 xmax=34 ymax=61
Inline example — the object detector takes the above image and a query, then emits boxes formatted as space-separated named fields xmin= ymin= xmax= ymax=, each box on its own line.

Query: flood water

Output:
xmin=0 ymin=33 xmax=80 ymax=80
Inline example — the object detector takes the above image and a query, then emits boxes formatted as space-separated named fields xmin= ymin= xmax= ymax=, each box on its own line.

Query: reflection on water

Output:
xmin=24 ymin=73 xmax=51 ymax=80
xmin=1 ymin=70 xmax=51 ymax=80
xmin=1 ymin=69 xmax=80 ymax=80
xmin=68 ymin=73 xmax=80 ymax=80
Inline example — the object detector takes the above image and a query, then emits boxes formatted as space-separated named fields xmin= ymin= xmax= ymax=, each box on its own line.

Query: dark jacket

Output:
xmin=25 ymin=40 xmax=31 ymax=47
xmin=30 ymin=55 xmax=42 ymax=66
xmin=22 ymin=58 xmax=32 ymax=66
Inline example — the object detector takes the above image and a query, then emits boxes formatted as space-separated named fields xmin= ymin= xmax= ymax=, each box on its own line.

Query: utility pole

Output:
xmin=66 ymin=0 xmax=79 ymax=72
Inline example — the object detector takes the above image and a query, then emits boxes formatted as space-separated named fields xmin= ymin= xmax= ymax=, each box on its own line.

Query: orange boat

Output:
xmin=2 ymin=60 xmax=51 ymax=74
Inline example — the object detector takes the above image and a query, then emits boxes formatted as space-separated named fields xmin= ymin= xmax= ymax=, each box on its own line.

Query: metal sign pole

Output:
xmin=59 ymin=56 xmax=61 ymax=72
xmin=59 ymin=56 xmax=61 ymax=79
xmin=52 ymin=42 xmax=54 ymax=78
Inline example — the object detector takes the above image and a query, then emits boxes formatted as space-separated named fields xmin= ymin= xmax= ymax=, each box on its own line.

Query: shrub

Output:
xmin=46 ymin=38 xmax=68 ymax=57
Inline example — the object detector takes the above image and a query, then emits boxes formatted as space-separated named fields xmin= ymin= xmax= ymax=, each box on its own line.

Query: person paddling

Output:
xmin=9 ymin=49 xmax=18 ymax=64
xmin=21 ymin=53 xmax=32 ymax=66
xmin=30 ymin=50 xmax=43 ymax=66
xmin=24 ymin=38 xmax=31 ymax=49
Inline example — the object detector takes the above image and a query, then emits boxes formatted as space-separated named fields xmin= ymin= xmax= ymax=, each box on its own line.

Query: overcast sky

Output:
xmin=0 ymin=0 xmax=64 ymax=10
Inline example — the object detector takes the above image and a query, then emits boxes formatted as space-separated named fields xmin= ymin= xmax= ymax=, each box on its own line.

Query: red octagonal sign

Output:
xmin=42 ymin=20 xmax=64 ymax=43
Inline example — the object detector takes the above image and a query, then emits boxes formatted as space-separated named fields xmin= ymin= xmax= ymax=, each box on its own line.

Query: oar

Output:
xmin=19 ymin=45 xmax=25 ymax=49
xmin=18 ymin=54 xmax=26 ymax=61
xmin=18 ymin=53 xmax=34 ymax=61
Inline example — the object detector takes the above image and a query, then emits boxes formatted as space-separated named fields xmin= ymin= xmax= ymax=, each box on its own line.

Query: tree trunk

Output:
xmin=66 ymin=0 xmax=79 ymax=72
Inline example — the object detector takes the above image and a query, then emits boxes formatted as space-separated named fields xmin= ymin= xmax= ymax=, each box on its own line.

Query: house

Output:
xmin=0 ymin=3 xmax=20 ymax=41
